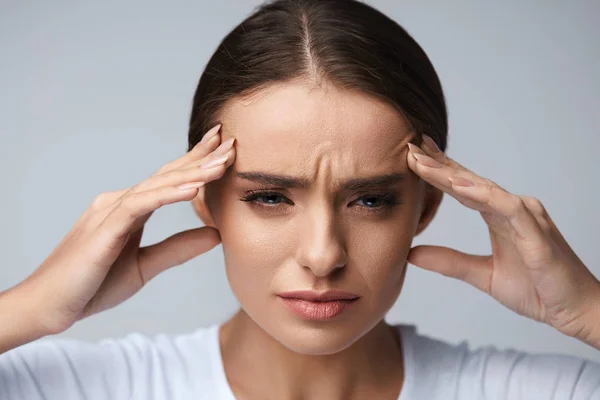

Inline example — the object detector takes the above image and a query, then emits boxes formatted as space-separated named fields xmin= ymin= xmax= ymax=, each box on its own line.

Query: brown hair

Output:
xmin=187 ymin=0 xmax=448 ymax=152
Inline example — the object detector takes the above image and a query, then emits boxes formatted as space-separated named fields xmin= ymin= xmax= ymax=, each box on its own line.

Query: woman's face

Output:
xmin=194 ymin=81 xmax=440 ymax=355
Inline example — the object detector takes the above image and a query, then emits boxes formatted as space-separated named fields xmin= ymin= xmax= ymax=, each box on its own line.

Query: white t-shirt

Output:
xmin=1 ymin=324 xmax=599 ymax=399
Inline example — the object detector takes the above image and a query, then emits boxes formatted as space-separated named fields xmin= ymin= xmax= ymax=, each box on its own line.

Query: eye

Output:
xmin=240 ymin=190 xmax=402 ymax=213
xmin=352 ymin=193 xmax=402 ymax=210
xmin=239 ymin=190 xmax=293 ymax=208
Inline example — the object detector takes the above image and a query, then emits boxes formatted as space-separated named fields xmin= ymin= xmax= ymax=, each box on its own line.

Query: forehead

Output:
xmin=217 ymin=81 xmax=413 ymax=174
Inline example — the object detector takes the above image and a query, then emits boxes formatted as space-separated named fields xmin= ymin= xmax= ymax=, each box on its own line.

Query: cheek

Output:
xmin=345 ymin=199 xmax=419 ymax=296
xmin=348 ymin=222 xmax=412 ymax=290
xmin=208 ymin=186 xmax=289 ymax=293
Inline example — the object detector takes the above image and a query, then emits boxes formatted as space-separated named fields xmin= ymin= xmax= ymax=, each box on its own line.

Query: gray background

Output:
xmin=1 ymin=0 xmax=599 ymax=362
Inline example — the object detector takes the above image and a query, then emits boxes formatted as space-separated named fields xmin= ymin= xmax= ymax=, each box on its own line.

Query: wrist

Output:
xmin=0 ymin=283 xmax=53 ymax=354
xmin=574 ymin=279 xmax=600 ymax=350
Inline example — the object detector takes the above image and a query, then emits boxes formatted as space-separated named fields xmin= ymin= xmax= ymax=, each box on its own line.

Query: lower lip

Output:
xmin=279 ymin=297 xmax=358 ymax=321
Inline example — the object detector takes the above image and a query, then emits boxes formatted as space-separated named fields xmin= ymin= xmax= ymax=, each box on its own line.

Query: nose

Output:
xmin=294 ymin=205 xmax=348 ymax=277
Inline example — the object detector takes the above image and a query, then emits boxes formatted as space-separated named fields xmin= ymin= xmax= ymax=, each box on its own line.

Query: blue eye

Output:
xmin=240 ymin=190 xmax=402 ymax=213
xmin=354 ymin=193 xmax=401 ymax=208
xmin=246 ymin=192 xmax=288 ymax=205
xmin=239 ymin=191 xmax=293 ymax=209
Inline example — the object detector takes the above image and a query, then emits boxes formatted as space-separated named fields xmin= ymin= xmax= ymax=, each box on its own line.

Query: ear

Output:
xmin=190 ymin=186 xmax=217 ymax=228
xmin=414 ymin=183 xmax=443 ymax=236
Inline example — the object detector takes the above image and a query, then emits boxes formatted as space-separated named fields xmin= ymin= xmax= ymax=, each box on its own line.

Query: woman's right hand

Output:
xmin=17 ymin=124 xmax=235 ymax=336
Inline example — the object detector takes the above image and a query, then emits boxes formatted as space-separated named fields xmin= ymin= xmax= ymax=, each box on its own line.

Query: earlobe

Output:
xmin=414 ymin=184 xmax=443 ymax=236
xmin=191 ymin=187 xmax=218 ymax=228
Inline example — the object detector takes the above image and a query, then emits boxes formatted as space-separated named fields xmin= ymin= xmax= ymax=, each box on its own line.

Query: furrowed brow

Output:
xmin=235 ymin=172 xmax=406 ymax=191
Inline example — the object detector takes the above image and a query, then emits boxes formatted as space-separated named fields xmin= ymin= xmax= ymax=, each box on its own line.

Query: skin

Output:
xmin=3 ymin=75 xmax=597 ymax=398
xmin=191 ymin=79 xmax=600 ymax=399
xmin=192 ymin=80 xmax=443 ymax=399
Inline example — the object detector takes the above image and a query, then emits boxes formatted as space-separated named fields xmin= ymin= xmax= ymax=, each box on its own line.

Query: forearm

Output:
xmin=0 ymin=284 xmax=50 ymax=355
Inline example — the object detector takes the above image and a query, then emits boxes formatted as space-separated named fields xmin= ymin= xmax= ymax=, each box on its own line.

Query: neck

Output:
xmin=219 ymin=309 xmax=404 ymax=400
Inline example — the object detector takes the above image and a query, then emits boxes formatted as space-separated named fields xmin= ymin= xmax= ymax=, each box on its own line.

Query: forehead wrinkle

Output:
xmin=229 ymin=126 xmax=414 ymax=192
xmin=235 ymin=170 xmax=407 ymax=192
xmin=218 ymin=82 xmax=417 ymax=189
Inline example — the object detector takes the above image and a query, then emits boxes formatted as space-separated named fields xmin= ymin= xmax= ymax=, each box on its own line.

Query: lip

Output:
xmin=277 ymin=290 xmax=360 ymax=321
xmin=278 ymin=290 xmax=360 ymax=302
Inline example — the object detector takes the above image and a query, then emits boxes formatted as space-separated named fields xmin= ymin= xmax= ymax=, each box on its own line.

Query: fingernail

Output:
xmin=214 ymin=137 xmax=235 ymax=154
xmin=412 ymin=153 xmax=443 ymax=168
xmin=407 ymin=143 xmax=427 ymax=156
xmin=422 ymin=134 xmax=441 ymax=153
xmin=199 ymin=124 xmax=222 ymax=145
xmin=448 ymin=176 xmax=474 ymax=187
xmin=178 ymin=181 xmax=205 ymax=190
xmin=200 ymin=154 xmax=229 ymax=169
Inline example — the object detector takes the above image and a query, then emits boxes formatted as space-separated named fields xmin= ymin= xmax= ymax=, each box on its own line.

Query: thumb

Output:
xmin=138 ymin=226 xmax=222 ymax=282
xmin=407 ymin=245 xmax=493 ymax=293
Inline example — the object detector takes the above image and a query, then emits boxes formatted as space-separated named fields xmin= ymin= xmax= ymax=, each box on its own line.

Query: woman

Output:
xmin=1 ymin=0 xmax=599 ymax=398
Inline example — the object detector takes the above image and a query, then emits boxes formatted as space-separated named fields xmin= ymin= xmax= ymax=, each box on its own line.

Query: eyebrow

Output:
xmin=235 ymin=171 xmax=407 ymax=191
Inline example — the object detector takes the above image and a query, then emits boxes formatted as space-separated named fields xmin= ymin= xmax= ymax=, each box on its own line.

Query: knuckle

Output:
xmin=129 ymin=182 xmax=144 ymax=193
xmin=120 ymin=193 xmax=137 ymax=208
xmin=117 ymin=194 xmax=139 ymax=218
xmin=447 ymin=158 xmax=463 ymax=170
xmin=521 ymin=196 xmax=547 ymax=217
xmin=536 ymin=217 xmax=551 ymax=232
xmin=90 ymin=192 xmax=113 ymax=210
xmin=155 ymin=164 xmax=172 ymax=175
xmin=506 ymin=194 xmax=525 ymax=220
xmin=485 ymin=177 xmax=499 ymax=187
xmin=480 ymin=183 xmax=496 ymax=202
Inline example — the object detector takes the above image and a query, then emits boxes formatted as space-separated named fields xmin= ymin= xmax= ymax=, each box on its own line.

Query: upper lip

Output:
xmin=278 ymin=290 xmax=359 ymax=302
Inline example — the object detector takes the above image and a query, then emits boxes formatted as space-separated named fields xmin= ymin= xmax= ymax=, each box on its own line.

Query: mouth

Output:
xmin=277 ymin=290 xmax=360 ymax=321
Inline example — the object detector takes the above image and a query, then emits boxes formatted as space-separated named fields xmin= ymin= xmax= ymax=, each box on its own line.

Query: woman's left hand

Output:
xmin=406 ymin=135 xmax=600 ymax=350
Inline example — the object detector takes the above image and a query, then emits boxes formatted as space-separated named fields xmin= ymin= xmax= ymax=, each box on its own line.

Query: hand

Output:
xmin=406 ymin=135 xmax=600 ymax=348
xmin=18 ymin=124 xmax=236 ymax=335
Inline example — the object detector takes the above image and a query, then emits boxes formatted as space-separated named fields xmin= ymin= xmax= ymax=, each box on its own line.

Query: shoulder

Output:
xmin=395 ymin=324 xmax=600 ymax=400
xmin=0 ymin=324 xmax=220 ymax=400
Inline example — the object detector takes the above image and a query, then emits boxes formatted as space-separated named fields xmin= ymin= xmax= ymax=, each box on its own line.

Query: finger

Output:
xmin=84 ymin=189 xmax=133 ymax=226
xmin=179 ymin=137 xmax=236 ymax=170
xmin=97 ymin=141 xmax=236 ymax=233
xmin=407 ymin=143 xmax=549 ymax=244
xmin=94 ymin=153 xmax=231 ymax=223
xmin=419 ymin=134 xmax=465 ymax=170
xmin=94 ymin=126 xmax=225 ymax=212
xmin=89 ymin=189 xmax=130 ymax=211
xmin=138 ymin=226 xmax=221 ymax=283
xmin=407 ymin=143 xmax=488 ymax=189
xmin=407 ymin=245 xmax=493 ymax=294
xmin=520 ymin=195 xmax=576 ymax=258
xmin=109 ymin=133 xmax=234 ymax=213
xmin=129 ymin=147 xmax=234 ymax=195
xmin=156 ymin=124 xmax=223 ymax=174
xmin=520 ymin=196 xmax=552 ymax=232
xmin=99 ymin=184 xmax=206 ymax=244
xmin=406 ymin=144 xmax=479 ymax=208
xmin=450 ymin=181 xmax=551 ymax=247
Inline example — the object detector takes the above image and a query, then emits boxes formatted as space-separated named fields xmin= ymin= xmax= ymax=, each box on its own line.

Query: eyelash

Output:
xmin=239 ymin=189 xmax=403 ymax=214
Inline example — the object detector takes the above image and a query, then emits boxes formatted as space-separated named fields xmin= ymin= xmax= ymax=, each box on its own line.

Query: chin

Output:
xmin=264 ymin=313 xmax=381 ymax=356
xmin=234 ymin=288 xmax=400 ymax=356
